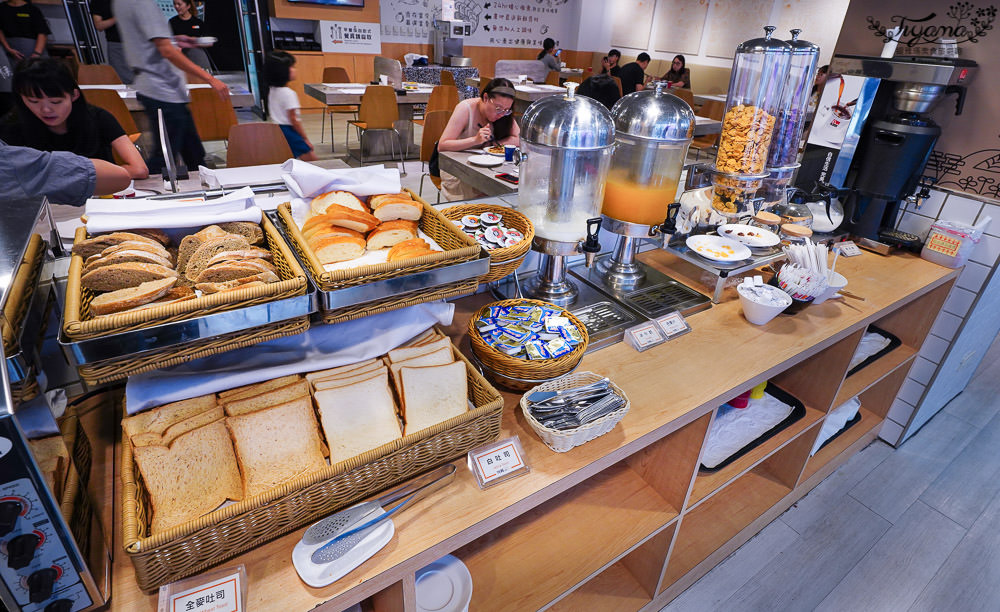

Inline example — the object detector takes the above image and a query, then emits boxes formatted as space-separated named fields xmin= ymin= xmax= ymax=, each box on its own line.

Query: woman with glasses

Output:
xmin=436 ymin=77 xmax=520 ymax=201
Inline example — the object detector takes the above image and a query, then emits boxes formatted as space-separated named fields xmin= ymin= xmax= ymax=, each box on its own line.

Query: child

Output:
xmin=265 ymin=50 xmax=316 ymax=161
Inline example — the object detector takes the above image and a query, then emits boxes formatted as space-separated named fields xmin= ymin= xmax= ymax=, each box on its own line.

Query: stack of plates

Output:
xmin=415 ymin=555 xmax=473 ymax=612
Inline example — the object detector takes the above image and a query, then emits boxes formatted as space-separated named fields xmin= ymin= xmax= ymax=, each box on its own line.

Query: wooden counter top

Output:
xmin=106 ymin=251 xmax=958 ymax=611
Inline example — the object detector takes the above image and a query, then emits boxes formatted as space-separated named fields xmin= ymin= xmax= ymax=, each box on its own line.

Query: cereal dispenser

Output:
xmin=518 ymin=82 xmax=614 ymax=306
xmin=711 ymin=26 xmax=791 ymax=217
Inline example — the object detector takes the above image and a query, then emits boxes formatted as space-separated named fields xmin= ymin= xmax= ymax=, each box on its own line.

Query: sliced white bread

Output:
xmin=131 ymin=407 xmax=225 ymax=447
xmin=399 ymin=361 xmax=468 ymax=436
xmin=83 ymin=249 xmax=174 ymax=275
xmin=72 ymin=231 xmax=165 ymax=259
xmin=313 ymin=205 xmax=380 ymax=233
xmin=308 ymin=360 xmax=384 ymax=384
xmin=314 ymin=376 xmax=402 ymax=465
xmin=403 ymin=328 xmax=439 ymax=347
xmin=371 ymin=198 xmax=422 ymax=222
xmin=217 ymin=221 xmax=264 ymax=245
xmin=388 ymin=347 xmax=453 ymax=392
xmin=367 ymin=192 xmax=413 ymax=209
xmin=387 ymin=336 xmax=452 ymax=363
xmin=367 ymin=220 xmax=419 ymax=250
xmin=309 ymin=234 xmax=366 ymax=265
xmin=133 ymin=421 xmax=243 ymax=534
xmin=184 ymin=235 xmax=253 ymax=282
xmin=311 ymin=191 xmax=367 ymax=217
xmin=222 ymin=379 xmax=311 ymax=417
xmin=90 ymin=277 xmax=178 ymax=316
xmin=386 ymin=238 xmax=434 ymax=263
xmin=122 ymin=394 xmax=218 ymax=439
xmin=225 ymin=397 xmax=328 ymax=498
xmin=304 ymin=359 xmax=379 ymax=383
xmin=218 ymin=374 xmax=303 ymax=401
xmin=313 ymin=368 xmax=388 ymax=391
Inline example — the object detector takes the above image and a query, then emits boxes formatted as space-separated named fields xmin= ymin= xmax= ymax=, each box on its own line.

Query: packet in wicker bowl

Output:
xmin=520 ymin=371 xmax=630 ymax=452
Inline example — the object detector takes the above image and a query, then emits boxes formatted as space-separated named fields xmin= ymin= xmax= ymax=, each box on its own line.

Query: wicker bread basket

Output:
xmin=440 ymin=204 xmax=534 ymax=283
xmin=2 ymin=233 xmax=45 ymax=356
xmin=520 ymin=371 xmax=630 ymax=452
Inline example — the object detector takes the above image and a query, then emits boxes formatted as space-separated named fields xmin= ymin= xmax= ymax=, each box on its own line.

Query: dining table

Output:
xmin=438 ymin=149 xmax=519 ymax=197
xmin=78 ymin=83 xmax=255 ymax=111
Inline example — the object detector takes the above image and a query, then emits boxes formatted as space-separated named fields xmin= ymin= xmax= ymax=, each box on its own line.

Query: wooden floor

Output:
xmin=662 ymin=337 xmax=1000 ymax=611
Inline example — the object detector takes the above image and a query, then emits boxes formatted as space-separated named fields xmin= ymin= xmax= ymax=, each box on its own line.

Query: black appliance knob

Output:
xmin=0 ymin=500 xmax=21 ymax=536
xmin=7 ymin=532 xmax=40 ymax=569
xmin=45 ymin=598 xmax=74 ymax=612
xmin=27 ymin=567 xmax=58 ymax=603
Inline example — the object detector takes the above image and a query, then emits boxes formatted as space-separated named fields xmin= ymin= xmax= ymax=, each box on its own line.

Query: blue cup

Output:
xmin=504 ymin=145 xmax=516 ymax=162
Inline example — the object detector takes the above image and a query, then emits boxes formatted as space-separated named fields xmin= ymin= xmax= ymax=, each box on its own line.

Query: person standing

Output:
xmin=1 ymin=138 xmax=131 ymax=204
xmin=264 ymin=50 xmax=316 ymax=161
xmin=113 ymin=0 xmax=229 ymax=175
xmin=90 ymin=0 xmax=133 ymax=84
xmin=619 ymin=52 xmax=651 ymax=95
xmin=536 ymin=37 xmax=560 ymax=72
xmin=600 ymin=49 xmax=621 ymax=78
xmin=0 ymin=0 xmax=49 ymax=62
xmin=169 ymin=0 xmax=211 ymax=72
xmin=660 ymin=55 xmax=691 ymax=90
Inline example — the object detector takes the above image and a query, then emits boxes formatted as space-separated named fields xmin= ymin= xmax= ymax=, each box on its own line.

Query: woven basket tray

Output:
xmin=63 ymin=216 xmax=308 ymax=341
xmin=317 ymin=277 xmax=480 ymax=326
xmin=520 ymin=372 xmax=630 ymax=453
xmin=468 ymin=298 xmax=588 ymax=381
xmin=276 ymin=189 xmax=483 ymax=293
xmin=440 ymin=204 xmax=534 ymax=283
xmin=3 ymin=233 xmax=45 ymax=355
xmin=120 ymin=337 xmax=504 ymax=591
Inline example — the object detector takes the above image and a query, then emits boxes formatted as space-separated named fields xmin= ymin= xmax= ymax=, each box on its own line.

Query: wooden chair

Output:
xmin=320 ymin=66 xmax=358 ymax=145
xmin=690 ymin=99 xmax=725 ymax=161
xmin=347 ymin=85 xmax=405 ymax=173
xmin=419 ymin=110 xmax=452 ymax=204
xmin=77 ymin=64 xmax=122 ymax=85
xmin=225 ymin=123 xmax=293 ymax=168
xmin=189 ymin=87 xmax=238 ymax=144
xmin=81 ymin=88 xmax=143 ymax=164
xmin=670 ymin=87 xmax=695 ymax=108
xmin=413 ymin=85 xmax=458 ymax=126
xmin=440 ymin=70 xmax=456 ymax=87
xmin=545 ymin=70 xmax=561 ymax=86
xmin=611 ymin=76 xmax=623 ymax=96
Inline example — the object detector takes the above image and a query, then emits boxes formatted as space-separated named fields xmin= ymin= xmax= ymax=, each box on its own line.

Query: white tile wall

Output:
xmin=887 ymin=397 xmax=917 ymax=424
xmin=879 ymin=418 xmax=905 ymax=445
xmin=978 ymin=203 xmax=1000 ymax=236
xmin=919 ymin=334 xmax=951 ymax=364
xmin=909 ymin=188 xmax=947 ymax=218
xmin=972 ymin=234 xmax=1000 ymax=267
xmin=909 ymin=356 xmax=939 ymax=385
xmin=957 ymin=261 xmax=992 ymax=293
xmin=940 ymin=194 xmax=985 ymax=225
xmin=929 ymin=311 xmax=964 ymax=341
xmin=899 ymin=377 xmax=927 ymax=406
xmin=897 ymin=211 xmax=935 ymax=240
xmin=942 ymin=286 xmax=977 ymax=318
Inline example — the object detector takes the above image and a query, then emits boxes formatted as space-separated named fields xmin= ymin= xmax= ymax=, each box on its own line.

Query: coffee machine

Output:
xmin=432 ymin=20 xmax=471 ymax=67
xmin=828 ymin=55 xmax=977 ymax=238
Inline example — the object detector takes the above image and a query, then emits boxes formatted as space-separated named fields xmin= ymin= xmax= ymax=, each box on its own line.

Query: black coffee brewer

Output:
xmin=833 ymin=55 xmax=977 ymax=239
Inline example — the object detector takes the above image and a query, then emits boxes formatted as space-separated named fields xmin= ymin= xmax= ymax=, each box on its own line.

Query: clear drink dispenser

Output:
xmin=767 ymin=29 xmax=820 ymax=169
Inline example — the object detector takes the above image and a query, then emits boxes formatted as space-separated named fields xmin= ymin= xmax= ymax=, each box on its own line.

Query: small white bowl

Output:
xmin=812 ymin=271 xmax=848 ymax=304
xmin=738 ymin=283 xmax=792 ymax=325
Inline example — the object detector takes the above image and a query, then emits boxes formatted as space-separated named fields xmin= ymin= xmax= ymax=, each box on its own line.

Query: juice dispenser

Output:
xmin=518 ymin=82 xmax=614 ymax=306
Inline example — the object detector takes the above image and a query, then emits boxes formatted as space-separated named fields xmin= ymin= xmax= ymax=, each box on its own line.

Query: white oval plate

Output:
xmin=468 ymin=154 xmax=504 ymax=167
xmin=717 ymin=224 xmax=780 ymax=248
xmin=415 ymin=554 xmax=473 ymax=612
xmin=686 ymin=234 xmax=753 ymax=262
xmin=481 ymin=146 xmax=506 ymax=156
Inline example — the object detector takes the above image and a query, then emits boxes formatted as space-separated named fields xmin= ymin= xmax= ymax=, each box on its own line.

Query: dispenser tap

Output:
xmin=582 ymin=217 xmax=602 ymax=267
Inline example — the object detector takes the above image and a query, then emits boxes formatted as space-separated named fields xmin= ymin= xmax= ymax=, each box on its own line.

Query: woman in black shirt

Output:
xmin=169 ymin=0 xmax=212 ymax=71
xmin=0 ymin=0 xmax=49 ymax=61
xmin=1 ymin=57 xmax=148 ymax=178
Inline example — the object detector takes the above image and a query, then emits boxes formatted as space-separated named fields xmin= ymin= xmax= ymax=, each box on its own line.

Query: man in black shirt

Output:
xmin=601 ymin=49 xmax=622 ymax=78
xmin=619 ymin=52 xmax=650 ymax=96
xmin=91 ymin=0 xmax=133 ymax=84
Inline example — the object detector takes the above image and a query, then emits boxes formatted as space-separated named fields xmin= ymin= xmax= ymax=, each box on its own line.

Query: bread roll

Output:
xmin=386 ymin=238 xmax=434 ymax=263
xmin=367 ymin=220 xmax=419 ymax=250
xmin=311 ymin=234 xmax=366 ymax=265
xmin=311 ymin=191 xmax=367 ymax=216
xmin=314 ymin=376 xmax=402 ymax=465
xmin=368 ymin=192 xmax=413 ymax=209
xmin=314 ymin=205 xmax=380 ymax=233
xmin=81 ymin=261 xmax=178 ymax=293
xmin=371 ymin=199 xmax=422 ymax=222
xmin=399 ymin=361 xmax=468 ymax=436
xmin=90 ymin=277 xmax=178 ymax=316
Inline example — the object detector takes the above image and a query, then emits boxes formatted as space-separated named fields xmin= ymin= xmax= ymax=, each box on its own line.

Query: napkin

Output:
xmin=199 ymin=164 xmax=287 ymax=189
xmin=281 ymin=159 xmax=401 ymax=199
xmin=83 ymin=187 xmax=262 ymax=233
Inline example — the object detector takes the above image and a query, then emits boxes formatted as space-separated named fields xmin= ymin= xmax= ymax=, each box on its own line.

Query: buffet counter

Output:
xmin=98 ymin=248 xmax=957 ymax=611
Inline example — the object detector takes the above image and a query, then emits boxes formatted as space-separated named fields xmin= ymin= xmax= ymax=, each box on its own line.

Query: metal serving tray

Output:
xmin=58 ymin=279 xmax=317 ymax=365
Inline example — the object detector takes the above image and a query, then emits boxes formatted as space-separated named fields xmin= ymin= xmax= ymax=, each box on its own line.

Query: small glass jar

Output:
xmin=752 ymin=210 xmax=781 ymax=233
xmin=780 ymin=223 xmax=813 ymax=245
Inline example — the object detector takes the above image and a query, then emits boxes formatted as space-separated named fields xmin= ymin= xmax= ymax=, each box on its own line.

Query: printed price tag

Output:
xmin=158 ymin=566 xmax=246 ymax=612
xmin=654 ymin=311 xmax=692 ymax=340
xmin=624 ymin=322 xmax=665 ymax=352
xmin=468 ymin=436 xmax=530 ymax=489
xmin=925 ymin=232 xmax=961 ymax=257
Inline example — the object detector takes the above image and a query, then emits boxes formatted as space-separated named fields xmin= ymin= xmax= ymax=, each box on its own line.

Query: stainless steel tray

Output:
xmin=58 ymin=278 xmax=317 ymax=364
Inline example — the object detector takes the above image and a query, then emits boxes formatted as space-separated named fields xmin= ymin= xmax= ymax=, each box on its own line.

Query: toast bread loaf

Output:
xmin=304 ymin=359 xmax=378 ymax=382
xmin=388 ymin=347 xmax=453 ymax=391
xmin=130 ymin=407 xmax=225 ymax=447
xmin=387 ymin=336 xmax=452 ymax=363
xmin=218 ymin=374 xmax=302 ymax=401
xmin=122 ymin=394 xmax=218 ymax=438
xmin=308 ymin=361 xmax=383 ymax=384
xmin=314 ymin=376 xmax=402 ymax=465
xmin=399 ymin=361 xmax=468 ymax=436
xmin=313 ymin=368 xmax=388 ymax=391
xmin=222 ymin=379 xmax=311 ymax=417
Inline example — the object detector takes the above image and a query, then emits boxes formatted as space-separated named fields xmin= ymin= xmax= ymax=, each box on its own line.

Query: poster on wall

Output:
xmin=316 ymin=21 xmax=382 ymax=54
xmin=610 ymin=0 xmax=655 ymax=50
xmin=380 ymin=0 xmax=576 ymax=49
xmin=652 ymin=0 xmax=709 ymax=55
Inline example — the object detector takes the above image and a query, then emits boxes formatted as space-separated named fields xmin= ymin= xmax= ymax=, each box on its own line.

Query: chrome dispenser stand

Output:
xmin=521 ymin=218 xmax=602 ymax=307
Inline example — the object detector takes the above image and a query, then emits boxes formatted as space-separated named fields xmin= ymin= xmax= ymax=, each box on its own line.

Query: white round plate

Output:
xmin=717 ymin=224 xmax=780 ymax=248
xmin=481 ymin=146 xmax=506 ymax=156
xmin=415 ymin=554 xmax=473 ymax=612
xmin=468 ymin=154 xmax=504 ymax=167
xmin=686 ymin=234 xmax=753 ymax=262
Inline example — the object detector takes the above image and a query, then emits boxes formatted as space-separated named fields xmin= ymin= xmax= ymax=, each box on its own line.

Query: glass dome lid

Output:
xmin=610 ymin=82 xmax=695 ymax=142
xmin=521 ymin=82 xmax=616 ymax=149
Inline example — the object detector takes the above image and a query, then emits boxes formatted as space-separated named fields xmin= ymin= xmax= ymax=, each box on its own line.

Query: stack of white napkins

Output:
xmin=848 ymin=331 xmax=893 ymax=371
xmin=811 ymin=397 xmax=862 ymax=456
xmin=701 ymin=394 xmax=795 ymax=469
xmin=84 ymin=187 xmax=261 ymax=233
xmin=198 ymin=164 xmax=287 ymax=189
xmin=282 ymin=160 xmax=402 ymax=222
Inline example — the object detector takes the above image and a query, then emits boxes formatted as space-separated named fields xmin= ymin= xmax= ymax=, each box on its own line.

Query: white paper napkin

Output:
xmin=84 ymin=187 xmax=262 ymax=233
xmin=199 ymin=164 xmax=287 ymax=189
xmin=282 ymin=159 xmax=401 ymax=199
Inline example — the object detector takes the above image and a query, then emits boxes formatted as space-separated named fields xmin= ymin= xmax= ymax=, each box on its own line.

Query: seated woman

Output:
xmin=436 ymin=78 xmax=520 ymax=201
xmin=0 ymin=58 xmax=148 ymax=179
xmin=536 ymin=37 xmax=560 ymax=72
xmin=661 ymin=55 xmax=691 ymax=90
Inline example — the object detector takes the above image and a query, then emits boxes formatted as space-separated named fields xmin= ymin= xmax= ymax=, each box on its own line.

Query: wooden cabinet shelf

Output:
xmin=835 ymin=345 xmax=916 ymax=407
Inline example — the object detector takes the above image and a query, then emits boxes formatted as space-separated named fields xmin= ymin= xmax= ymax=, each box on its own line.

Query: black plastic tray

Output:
xmin=846 ymin=325 xmax=902 ymax=377
xmin=815 ymin=411 xmax=863 ymax=454
xmin=700 ymin=383 xmax=806 ymax=473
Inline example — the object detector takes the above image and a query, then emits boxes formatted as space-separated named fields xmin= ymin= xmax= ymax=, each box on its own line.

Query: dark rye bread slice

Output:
xmin=176 ymin=225 xmax=229 ymax=274
xmin=81 ymin=262 xmax=178 ymax=293
xmin=184 ymin=236 xmax=252 ymax=282
xmin=72 ymin=231 xmax=165 ymax=259
xmin=90 ymin=277 xmax=178 ymax=316
xmin=83 ymin=249 xmax=173 ymax=276
xmin=205 ymin=248 xmax=273 ymax=267
xmin=129 ymin=228 xmax=171 ymax=246
xmin=217 ymin=222 xmax=264 ymax=246
xmin=95 ymin=240 xmax=172 ymax=262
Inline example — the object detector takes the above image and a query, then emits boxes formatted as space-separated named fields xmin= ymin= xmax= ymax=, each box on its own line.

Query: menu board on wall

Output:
xmin=316 ymin=21 xmax=382 ymax=54
xmin=380 ymin=0 xmax=576 ymax=48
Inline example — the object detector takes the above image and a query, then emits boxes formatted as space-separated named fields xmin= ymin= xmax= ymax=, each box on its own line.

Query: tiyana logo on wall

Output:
xmin=867 ymin=2 xmax=996 ymax=51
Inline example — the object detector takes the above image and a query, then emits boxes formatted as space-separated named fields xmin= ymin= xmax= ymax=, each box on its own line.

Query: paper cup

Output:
xmin=738 ymin=284 xmax=792 ymax=325
xmin=379 ymin=75 xmax=389 ymax=86
xmin=812 ymin=271 xmax=847 ymax=304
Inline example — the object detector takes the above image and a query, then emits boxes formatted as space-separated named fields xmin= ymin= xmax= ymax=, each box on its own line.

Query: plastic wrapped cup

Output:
xmin=812 ymin=271 xmax=847 ymax=304
xmin=738 ymin=283 xmax=793 ymax=325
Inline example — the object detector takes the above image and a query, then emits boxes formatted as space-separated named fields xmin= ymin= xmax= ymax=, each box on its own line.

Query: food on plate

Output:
xmin=310 ymin=190 xmax=367 ymax=216
xmin=309 ymin=234 xmax=367 ymax=264
xmin=398 ymin=361 xmax=468 ymax=436
xmin=132 ymin=421 xmax=244 ymax=533
xmin=386 ymin=238 xmax=434 ymax=262
xmin=89 ymin=277 xmax=178 ymax=316
xmin=314 ymin=375 xmax=402 ymax=465
xmin=366 ymin=220 xmax=419 ymax=250
xmin=486 ymin=144 xmax=505 ymax=155
xmin=225 ymin=397 xmax=328 ymax=497
xmin=371 ymin=197 xmax=422 ymax=222
xmin=81 ymin=261 xmax=178 ymax=292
